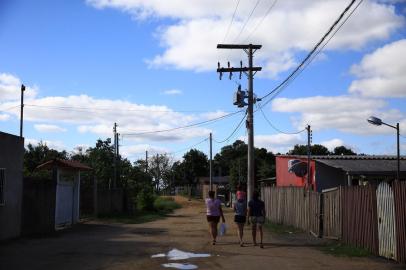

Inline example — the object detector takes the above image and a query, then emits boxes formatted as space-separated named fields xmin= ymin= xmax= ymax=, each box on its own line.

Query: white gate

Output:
xmin=55 ymin=181 xmax=74 ymax=227
xmin=376 ymin=182 xmax=397 ymax=260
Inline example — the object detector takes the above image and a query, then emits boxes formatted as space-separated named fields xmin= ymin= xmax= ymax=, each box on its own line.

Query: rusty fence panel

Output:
xmin=322 ymin=187 xmax=342 ymax=239
xmin=393 ymin=181 xmax=406 ymax=264
xmin=341 ymin=186 xmax=379 ymax=255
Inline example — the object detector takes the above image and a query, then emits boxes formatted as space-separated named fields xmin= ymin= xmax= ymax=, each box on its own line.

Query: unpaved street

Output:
xmin=0 ymin=197 xmax=403 ymax=270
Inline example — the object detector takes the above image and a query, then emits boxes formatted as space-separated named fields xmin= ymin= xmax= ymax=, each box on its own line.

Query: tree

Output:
xmin=333 ymin=146 xmax=356 ymax=155
xmin=24 ymin=141 xmax=68 ymax=175
xmin=148 ymin=154 xmax=172 ymax=192
xmin=288 ymin=144 xmax=329 ymax=155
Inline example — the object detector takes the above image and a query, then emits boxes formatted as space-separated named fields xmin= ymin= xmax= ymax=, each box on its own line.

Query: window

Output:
xmin=0 ymin=168 xmax=5 ymax=206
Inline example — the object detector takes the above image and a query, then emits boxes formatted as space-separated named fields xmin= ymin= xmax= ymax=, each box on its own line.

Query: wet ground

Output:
xmin=0 ymin=196 xmax=403 ymax=270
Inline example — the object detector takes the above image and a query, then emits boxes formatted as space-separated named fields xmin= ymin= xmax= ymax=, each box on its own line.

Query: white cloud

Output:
xmin=0 ymin=114 xmax=10 ymax=121
xmin=240 ymin=133 xmax=304 ymax=154
xmin=319 ymin=138 xmax=344 ymax=151
xmin=120 ymin=144 xmax=169 ymax=158
xmin=0 ymin=73 xmax=37 ymax=101
xmin=349 ymin=39 xmax=406 ymax=98
xmin=271 ymin=96 xmax=405 ymax=135
xmin=163 ymin=89 xmax=182 ymax=95
xmin=25 ymin=138 xmax=66 ymax=152
xmin=88 ymin=0 xmax=404 ymax=76
xmin=34 ymin=124 xmax=67 ymax=133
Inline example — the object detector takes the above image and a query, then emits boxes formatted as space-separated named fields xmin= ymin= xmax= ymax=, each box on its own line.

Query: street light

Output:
xmin=367 ymin=116 xmax=400 ymax=181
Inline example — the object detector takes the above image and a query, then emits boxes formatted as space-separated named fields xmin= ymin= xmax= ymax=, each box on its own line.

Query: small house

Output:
xmin=276 ymin=155 xmax=406 ymax=192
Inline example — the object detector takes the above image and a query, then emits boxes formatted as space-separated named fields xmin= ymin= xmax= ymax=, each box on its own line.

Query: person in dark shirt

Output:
xmin=248 ymin=191 xmax=265 ymax=248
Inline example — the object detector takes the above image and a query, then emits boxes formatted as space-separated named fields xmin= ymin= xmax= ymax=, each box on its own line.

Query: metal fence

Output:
xmin=261 ymin=183 xmax=406 ymax=264
xmin=393 ymin=181 xmax=406 ymax=264
xmin=261 ymin=186 xmax=320 ymax=235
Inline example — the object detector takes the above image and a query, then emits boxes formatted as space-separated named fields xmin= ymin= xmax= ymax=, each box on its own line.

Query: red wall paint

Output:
xmin=276 ymin=156 xmax=316 ymax=191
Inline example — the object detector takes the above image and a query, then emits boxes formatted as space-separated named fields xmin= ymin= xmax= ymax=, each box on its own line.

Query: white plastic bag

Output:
xmin=219 ymin=223 xmax=227 ymax=236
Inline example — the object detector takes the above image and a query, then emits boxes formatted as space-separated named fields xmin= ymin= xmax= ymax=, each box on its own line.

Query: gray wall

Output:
xmin=315 ymin=161 xmax=346 ymax=192
xmin=0 ymin=132 xmax=24 ymax=240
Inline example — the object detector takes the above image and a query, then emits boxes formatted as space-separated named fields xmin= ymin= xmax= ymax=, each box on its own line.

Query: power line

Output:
xmin=257 ymin=103 xmax=306 ymax=134
xmin=24 ymin=104 xmax=233 ymax=114
xmin=233 ymin=0 xmax=262 ymax=42
xmin=213 ymin=111 xmax=247 ymax=144
xmin=223 ymin=0 xmax=241 ymax=43
xmin=260 ymin=0 xmax=363 ymax=108
xmin=0 ymin=105 xmax=20 ymax=113
xmin=122 ymin=110 xmax=244 ymax=136
xmin=260 ymin=0 xmax=359 ymax=101
xmin=166 ymin=137 xmax=209 ymax=155
xmin=242 ymin=0 xmax=278 ymax=43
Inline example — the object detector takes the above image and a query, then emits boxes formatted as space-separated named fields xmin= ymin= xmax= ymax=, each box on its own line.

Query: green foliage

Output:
xmin=136 ymin=185 xmax=156 ymax=211
xmin=264 ymin=221 xmax=303 ymax=234
xmin=153 ymin=196 xmax=181 ymax=212
xmin=24 ymin=142 xmax=68 ymax=175
xmin=288 ymin=144 xmax=357 ymax=156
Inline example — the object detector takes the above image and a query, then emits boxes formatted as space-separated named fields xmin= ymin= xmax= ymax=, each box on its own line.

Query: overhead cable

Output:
xmin=257 ymin=103 xmax=306 ymax=134
xmin=122 ymin=110 xmax=244 ymax=136
xmin=259 ymin=0 xmax=359 ymax=101
xmin=233 ymin=0 xmax=262 ymax=42
xmin=242 ymin=0 xmax=278 ymax=43
xmin=223 ymin=0 xmax=241 ymax=43
xmin=214 ymin=111 xmax=247 ymax=144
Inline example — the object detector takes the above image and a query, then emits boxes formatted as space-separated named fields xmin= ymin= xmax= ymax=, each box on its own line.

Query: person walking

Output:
xmin=233 ymin=196 xmax=247 ymax=247
xmin=248 ymin=191 xmax=266 ymax=248
xmin=205 ymin=190 xmax=225 ymax=245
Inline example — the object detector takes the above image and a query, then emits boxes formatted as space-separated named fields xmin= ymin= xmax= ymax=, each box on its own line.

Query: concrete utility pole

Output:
xmin=20 ymin=84 xmax=25 ymax=137
xmin=113 ymin=122 xmax=118 ymax=189
xmin=306 ymin=125 xmax=312 ymax=189
xmin=145 ymin=150 xmax=148 ymax=173
xmin=209 ymin=132 xmax=213 ymax=191
xmin=217 ymin=44 xmax=262 ymax=202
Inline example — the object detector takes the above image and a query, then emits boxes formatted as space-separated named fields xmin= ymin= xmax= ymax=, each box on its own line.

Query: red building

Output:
xmin=276 ymin=155 xmax=406 ymax=192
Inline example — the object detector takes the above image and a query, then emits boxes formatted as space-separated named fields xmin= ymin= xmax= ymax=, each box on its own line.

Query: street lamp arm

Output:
xmin=381 ymin=122 xmax=397 ymax=130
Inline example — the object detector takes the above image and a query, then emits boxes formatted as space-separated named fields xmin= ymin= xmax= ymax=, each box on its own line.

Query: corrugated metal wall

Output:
xmin=393 ymin=181 xmax=406 ymax=264
xmin=340 ymin=186 xmax=379 ymax=254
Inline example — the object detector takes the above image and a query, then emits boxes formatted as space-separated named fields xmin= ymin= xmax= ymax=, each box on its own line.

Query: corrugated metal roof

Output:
xmin=315 ymin=159 xmax=406 ymax=175
xmin=277 ymin=155 xmax=406 ymax=160
xmin=36 ymin=158 xmax=92 ymax=171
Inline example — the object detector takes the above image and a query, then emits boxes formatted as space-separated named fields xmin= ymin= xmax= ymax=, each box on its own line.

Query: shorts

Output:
xmin=207 ymin=215 xmax=220 ymax=223
xmin=234 ymin=215 xmax=246 ymax=224
xmin=250 ymin=216 xmax=265 ymax=225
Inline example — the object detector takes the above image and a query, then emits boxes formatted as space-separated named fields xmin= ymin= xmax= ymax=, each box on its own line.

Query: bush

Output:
xmin=136 ymin=186 xmax=156 ymax=211
xmin=153 ymin=196 xmax=181 ymax=213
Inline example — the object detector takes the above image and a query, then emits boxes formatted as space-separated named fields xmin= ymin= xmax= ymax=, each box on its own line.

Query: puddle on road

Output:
xmin=151 ymin=249 xmax=211 ymax=269
xmin=162 ymin=263 xmax=198 ymax=270
xmin=151 ymin=249 xmax=210 ymax=260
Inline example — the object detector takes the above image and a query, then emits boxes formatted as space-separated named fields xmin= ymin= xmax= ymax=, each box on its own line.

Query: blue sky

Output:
xmin=0 ymin=0 xmax=405 ymax=161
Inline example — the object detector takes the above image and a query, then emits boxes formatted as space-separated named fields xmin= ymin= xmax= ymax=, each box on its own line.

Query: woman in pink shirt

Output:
xmin=205 ymin=191 xmax=225 ymax=245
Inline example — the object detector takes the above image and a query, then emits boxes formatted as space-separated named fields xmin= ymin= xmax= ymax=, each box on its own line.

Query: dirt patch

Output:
xmin=0 ymin=197 xmax=403 ymax=270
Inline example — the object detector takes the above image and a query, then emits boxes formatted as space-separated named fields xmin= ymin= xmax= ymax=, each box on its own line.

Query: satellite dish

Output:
xmin=288 ymin=159 xmax=308 ymax=177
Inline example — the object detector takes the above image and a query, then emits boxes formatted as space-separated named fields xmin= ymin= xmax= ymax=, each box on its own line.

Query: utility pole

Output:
xmin=113 ymin=122 xmax=118 ymax=189
xmin=20 ymin=84 xmax=25 ymax=137
xmin=145 ymin=150 xmax=148 ymax=173
xmin=306 ymin=125 xmax=312 ymax=189
xmin=217 ymin=44 xmax=262 ymax=202
xmin=209 ymin=132 xmax=213 ymax=191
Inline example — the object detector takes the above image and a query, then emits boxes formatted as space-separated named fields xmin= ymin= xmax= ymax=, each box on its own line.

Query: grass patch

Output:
xmin=153 ymin=196 xmax=181 ymax=213
xmin=320 ymin=242 xmax=371 ymax=257
xmin=95 ymin=196 xmax=181 ymax=224
xmin=264 ymin=221 xmax=303 ymax=235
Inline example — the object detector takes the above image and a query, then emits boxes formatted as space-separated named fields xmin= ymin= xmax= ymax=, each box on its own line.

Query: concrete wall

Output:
xmin=0 ymin=132 xmax=24 ymax=240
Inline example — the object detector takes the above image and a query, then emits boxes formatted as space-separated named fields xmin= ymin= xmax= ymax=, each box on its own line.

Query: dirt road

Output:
xmin=0 ymin=197 xmax=403 ymax=270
